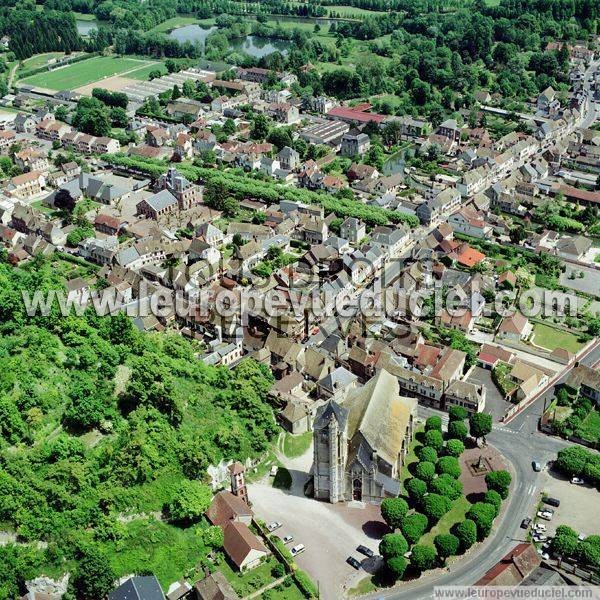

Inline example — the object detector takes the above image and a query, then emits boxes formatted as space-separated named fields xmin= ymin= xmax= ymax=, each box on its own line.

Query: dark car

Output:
xmin=357 ymin=545 xmax=375 ymax=558
xmin=346 ymin=557 xmax=362 ymax=570
xmin=544 ymin=497 xmax=560 ymax=507
xmin=521 ymin=517 xmax=532 ymax=529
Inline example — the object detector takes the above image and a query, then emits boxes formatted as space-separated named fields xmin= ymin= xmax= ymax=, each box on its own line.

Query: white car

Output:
xmin=571 ymin=477 xmax=584 ymax=485
xmin=537 ymin=511 xmax=553 ymax=521
xmin=282 ymin=535 xmax=293 ymax=544
xmin=578 ymin=533 xmax=587 ymax=541
xmin=533 ymin=524 xmax=547 ymax=532
xmin=291 ymin=544 xmax=305 ymax=556
xmin=538 ymin=550 xmax=550 ymax=560
xmin=267 ymin=522 xmax=282 ymax=532
xmin=533 ymin=533 xmax=548 ymax=542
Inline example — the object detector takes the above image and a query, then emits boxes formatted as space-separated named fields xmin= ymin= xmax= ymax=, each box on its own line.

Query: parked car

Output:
xmin=346 ymin=556 xmax=362 ymax=570
xmin=533 ymin=523 xmax=547 ymax=532
xmin=267 ymin=522 xmax=282 ymax=532
xmin=357 ymin=545 xmax=375 ymax=558
xmin=537 ymin=511 xmax=553 ymax=521
xmin=282 ymin=535 xmax=293 ymax=544
xmin=544 ymin=497 xmax=560 ymax=507
xmin=538 ymin=550 xmax=550 ymax=560
xmin=571 ymin=477 xmax=585 ymax=485
xmin=578 ymin=533 xmax=587 ymax=541
xmin=521 ymin=517 xmax=532 ymax=529
xmin=270 ymin=466 xmax=278 ymax=477
xmin=533 ymin=533 xmax=548 ymax=542
xmin=532 ymin=461 xmax=542 ymax=472
xmin=291 ymin=544 xmax=305 ymax=556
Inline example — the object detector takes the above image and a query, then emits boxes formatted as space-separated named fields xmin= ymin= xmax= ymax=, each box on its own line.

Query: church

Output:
xmin=313 ymin=368 xmax=417 ymax=504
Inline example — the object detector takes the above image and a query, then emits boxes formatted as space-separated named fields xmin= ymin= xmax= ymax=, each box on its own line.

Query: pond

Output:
xmin=168 ymin=24 xmax=289 ymax=57
xmin=76 ymin=18 xmax=100 ymax=36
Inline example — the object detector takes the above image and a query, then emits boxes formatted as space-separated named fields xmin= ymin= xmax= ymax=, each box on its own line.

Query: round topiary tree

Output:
xmin=419 ymin=446 xmax=438 ymax=463
xmin=410 ymin=544 xmax=438 ymax=571
xmin=379 ymin=533 xmax=409 ymax=559
xmin=424 ymin=429 xmax=444 ymax=452
xmin=434 ymin=533 xmax=460 ymax=564
xmin=430 ymin=473 xmax=463 ymax=500
xmin=483 ymin=490 xmax=502 ymax=515
xmin=415 ymin=461 xmax=436 ymax=483
xmin=466 ymin=502 xmax=497 ymax=539
xmin=425 ymin=415 xmax=443 ymax=431
xmin=437 ymin=455 xmax=461 ymax=479
xmin=449 ymin=405 xmax=468 ymax=422
xmin=455 ymin=519 xmax=478 ymax=551
xmin=406 ymin=477 xmax=428 ymax=504
xmin=423 ymin=493 xmax=452 ymax=523
xmin=387 ymin=556 xmax=408 ymax=580
xmin=448 ymin=420 xmax=468 ymax=441
xmin=445 ymin=438 xmax=465 ymax=457
xmin=381 ymin=497 xmax=409 ymax=530
xmin=485 ymin=470 xmax=512 ymax=499
xmin=400 ymin=512 xmax=429 ymax=545
xmin=469 ymin=412 xmax=492 ymax=445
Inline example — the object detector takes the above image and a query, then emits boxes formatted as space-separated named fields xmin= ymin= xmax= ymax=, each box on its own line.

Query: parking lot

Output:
xmin=248 ymin=482 xmax=385 ymax=600
xmin=467 ymin=366 xmax=512 ymax=422
xmin=538 ymin=470 xmax=600 ymax=538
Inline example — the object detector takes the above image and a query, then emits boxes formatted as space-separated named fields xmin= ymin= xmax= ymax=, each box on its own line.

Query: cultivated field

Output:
xmin=19 ymin=55 xmax=160 ymax=91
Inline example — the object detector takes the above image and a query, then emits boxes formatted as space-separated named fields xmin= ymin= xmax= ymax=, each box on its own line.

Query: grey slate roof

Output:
xmin=108 ymin=575 xmax=164 ymax=600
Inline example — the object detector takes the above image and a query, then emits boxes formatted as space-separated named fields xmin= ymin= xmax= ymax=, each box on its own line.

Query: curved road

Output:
xmin=365 ymin=343 xmax=600 ymax=600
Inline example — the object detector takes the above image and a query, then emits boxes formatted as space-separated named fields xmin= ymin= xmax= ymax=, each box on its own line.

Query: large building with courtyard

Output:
xmin=313 ymin=368 xmax=417 ymax=504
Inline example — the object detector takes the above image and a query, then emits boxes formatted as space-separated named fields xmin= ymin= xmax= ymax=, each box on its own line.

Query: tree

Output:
xmin=110 ymin=107 xmax=128 ymax=128
xmin=483 ymin=490 xmax=502 ymax=515
xmin=379 ymin=533 xmax=409 ymax=559
xmin=423 ymin=493 xmax=452 ymax=523
xmin=551 ymin=531 xmax=579 ymax=557
xmin=172 ymin=84 xmax=181 ymax=100
xmin=485 ymin=470 xmax=511 ymax=499
xmin=165 ymin=59 xmax=177 ymax=73
xmin=415 ymin=461 xmax=436 ymax=483
xmin=410 ymin=544 xmax=437 ymax=571
xmin=418 ymin=446 xmax=438 ymax=463
xmin=466 ymin=502 xmax=497 ymax=539
xmin=445 ymin=439 xmax=465 ymax=457
xmin=425 ymin=415 xmax=443 ymax=431
xmin=424 ymin=429 xmax=444 ymax=452
xmin=168 ymin=480 xmax=212 ymax=523
xmin=54 ymin=188 xmax=76 ymax=214
xmin=430 ymin=473 xmax=462 ymax=501
xmin=72 ymin=547 xmax=116 ymax=600
xmin=406 ymin=477 xmax=427 ymax=504
xmin=437 ymin=456 xmax=461 ymax=479
xmin=381 ymin=498 xmax=409 ymax=530
xmin=449 ymin=406 xmax=468 ymax=422
xmin=400 ymin=513 xmax=428 ymax=545
xmin=556 ymin=445 xmax=592 ymax=477
xmin=387 ymin=556 xmax=407 ymax=580
xmin=203 ymin=525 xmax=224 ymax=548
xmin=469 ymin=413 xmax=492 ymax=444
xmin=455 ymin=519 xmax=477 ymax=551
xmin=251 ymin=114 xmax=270 ymax=140
xmin=448 ymin=421 xmax=468 ymax=441
xmin=434 ymin=534 xmax=460 ymax=564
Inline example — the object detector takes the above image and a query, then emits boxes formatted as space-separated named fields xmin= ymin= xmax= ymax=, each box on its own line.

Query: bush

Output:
xmin=272 ymin=562 xmax=285 ymax=578
xmin=415 ymin=461 xmax=436 ymax=483
xmin=455 ymin=519 xmax=478 ymax=550
xmin=406 ymin=477 xmax=428 ymax=503
xmin=445 ymin=439 xmax=465 ymax=457
xmin=418 ymin=446 xmax=438 ymax=463
xmin=410 ymin=544 xmax=437 ymax=571
xmin=448 ymin=421 xmax=468 ymax=441
xmin=437 ymin=456 xmax=461 ymax=479
xmin=485 ymin=470 xmax=511 ymax=499
xmin=381 ymin=498 xmax=409 ymax=530
xmin=387 ymin=555 xmax=408 ymax=580
xmin=400 ymin=513 xmax=429 ymax=545
xmin=168 ymin=480 xmax=212 ymax=523
xmin=425 ymin=415 xmax=443 ymax=431
xmin=294 ymin=569 xmax=318 ymax=599
xmin=379 ymin=533 xmax=409 ymax=559
xmin=434 ymin=533 xmax=460 ymax=563
xmin=423 ymin=493 xmax=452 ymax=523
xmin=424 ymin=429 xmax=444 ymax=452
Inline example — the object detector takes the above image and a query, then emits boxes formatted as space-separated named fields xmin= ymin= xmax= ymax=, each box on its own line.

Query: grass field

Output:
xmin=418 ymin=496 xmax=472 ymax=549
xmin=282 ymin=431 xmax=312 ymax=458
xmin=149 ymin=15 xmax=200 ymax=33
xmin=127 ymin=62 xmax=168 ymax=80
xmin=579 ymin=410 xmax=600 ymax=442
xmin=532 ymin=323 xmax=584 ymax=354
xmin=326 ymin=4 xmax=387 ymax=16
xmin=19 ymin=55 xmax=158 ymax=90
xmin=20 ymin=52 xmax=66 ymax=71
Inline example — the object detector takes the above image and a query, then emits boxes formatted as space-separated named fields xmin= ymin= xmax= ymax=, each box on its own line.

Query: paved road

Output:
xmin=580 ymin=59 xmax=599 ymax=130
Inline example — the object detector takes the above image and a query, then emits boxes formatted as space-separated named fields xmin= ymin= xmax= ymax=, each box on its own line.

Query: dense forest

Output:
xmin=0 ymin=254 xmax=277 ymax=598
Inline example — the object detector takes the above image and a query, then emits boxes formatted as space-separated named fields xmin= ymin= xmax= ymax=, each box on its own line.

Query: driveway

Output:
xmin=467 ymin=366 xmax=512 ymax=422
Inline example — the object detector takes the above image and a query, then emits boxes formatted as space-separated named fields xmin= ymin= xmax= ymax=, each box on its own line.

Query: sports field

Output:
xmin=19 ymin=55 xmax=160 ymax=91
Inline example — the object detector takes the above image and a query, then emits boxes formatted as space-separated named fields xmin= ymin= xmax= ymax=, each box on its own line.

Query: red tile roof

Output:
xmin=327 ymin=106 xmax=386 ymax=124
xmin=206 ymin=491 xmax=253 ymax=528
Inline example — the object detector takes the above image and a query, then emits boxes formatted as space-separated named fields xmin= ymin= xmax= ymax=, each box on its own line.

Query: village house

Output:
xmin=6 ymin=171 xmax=46 ymax=199
xmin=497 ymin=312 xmax=533 ymax=342
xmin=340 ymin=130 xmax=370 ymax=156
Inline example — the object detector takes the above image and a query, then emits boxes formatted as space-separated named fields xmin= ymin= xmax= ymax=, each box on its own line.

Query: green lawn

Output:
xmin=19 ymin=55 xmax=158 ymax=90
xmin=326 ymin=4 xmax=387 ymax=16
xmin=348 ymin=575 xmax=378 ymax=596
xmin=127 ymin=62 xmax=167 ymax=81
xmin=418 ymin=495 xmax=472 ymax=549
xmin=532 ymin=323 xmax=584 ymax=354
xmin=20 ymin=52 xmax=66 ymax=71
xmin=219 ymin=555 xmax=279 ymax=597
xmin=578 ymin=410 xmax=600 ymax=442
xmin=282 ymin=431 xmax=312 ymax=458
xmin=149 ymin=16 xmax=200 ymax=34
xmin=400 ymin=426 xmax=424 ymax=488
